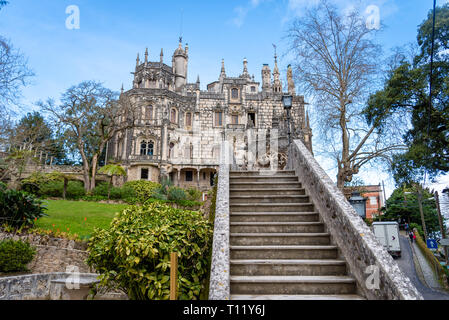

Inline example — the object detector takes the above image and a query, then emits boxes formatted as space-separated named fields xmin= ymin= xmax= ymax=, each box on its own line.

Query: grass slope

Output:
xmin=35 ymin=200 xmax=128 ymax=239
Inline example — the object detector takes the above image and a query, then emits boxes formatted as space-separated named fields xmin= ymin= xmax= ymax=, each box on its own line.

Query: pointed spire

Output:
xmin=160 ymin=48 xmax=164 ymax=63
xmin=121 ymin=84 xmax=124 ymax=95
xmin=220 ymin=59 xmax=226 ymax=79
xmin=185 ymin=43 xmax=189 ymax=55
xmin=145 ymin=48 xmax=149 ymax=64
xmin=196 ymin=75 xmax=200 ymax=84
xmin=136 ymin=53 xmax=140 ymax=67
xmin=306 ymin=110 xmax=310 ymax=129
xmin=241 ymin=58 xmax=250 ymax=79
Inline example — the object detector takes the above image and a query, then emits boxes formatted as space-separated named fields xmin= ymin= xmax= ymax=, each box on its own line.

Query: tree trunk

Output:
xmin=90 ymin=153 xmax=99 ymax=192
xmin=337 ymin=104 xmax=350 ymax=190
xmin=63 ymin=178 xmax=68 ymax=200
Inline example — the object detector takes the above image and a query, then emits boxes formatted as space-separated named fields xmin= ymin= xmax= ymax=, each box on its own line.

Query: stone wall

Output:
xmin=208 ymin=143 xmax=231 ymax=300
xmin=287 ymin=140 xmax=423 ymax=300
xmin=0 ymin=232 xmax=91 ymax=274
xmin=0 ymin=272 xmax=97 ymax=300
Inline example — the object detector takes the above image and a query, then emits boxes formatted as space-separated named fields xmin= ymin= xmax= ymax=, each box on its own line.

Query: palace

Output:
xmin=108 ymin=40 xmax=313 ymax=190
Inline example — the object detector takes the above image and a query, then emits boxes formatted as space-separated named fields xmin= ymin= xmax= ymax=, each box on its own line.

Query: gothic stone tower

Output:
xmin=108 ymin=41 xmax=313 ymax=189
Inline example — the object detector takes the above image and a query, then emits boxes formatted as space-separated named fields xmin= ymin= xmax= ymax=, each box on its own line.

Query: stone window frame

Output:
xmin=170 ymin=108 xmax=178 ymax=124
xmin=214 ymin=111 xmax=224 ymax=127
xmin=231 ymin=87 xmax=239 ymax=100
xmin=144 ymin=105 xmax=154 ymax=120
xmin=185 ymin=112 xmax=192 ymax=128
xmin=138 ymin=138 xmax=156 ymax=156
xmin=231 ymin=114 xmax=239 ymax=125
xmin=140 ymin=168 xmax=149 ymax=180
xmin=185 ymin=170 xmax=193 ymax=182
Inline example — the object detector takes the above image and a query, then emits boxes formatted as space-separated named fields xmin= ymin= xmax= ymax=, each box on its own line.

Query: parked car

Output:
xmin=372 ymin=221 xmax=401 ymax=258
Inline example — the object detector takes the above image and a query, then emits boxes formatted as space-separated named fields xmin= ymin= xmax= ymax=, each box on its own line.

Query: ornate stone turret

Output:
xmin=136 ymin=53 xmax=140 ymax=69
xmin=172 ymin=38 xmax=188 ymax=91
xmin=287 ymin=64 xmax=296 ymax=95
xmin=219 ymin=59 xmax=226 ymax=80
xmin=160 ymin=48 xmax=164 ymax=64
xmin=272 ymin=53 xmax=282 ymax=93
xmin=262 ymin=64 xmax=272 ymax=92
xmin=241 ymin=58 xmax=251 ymax=80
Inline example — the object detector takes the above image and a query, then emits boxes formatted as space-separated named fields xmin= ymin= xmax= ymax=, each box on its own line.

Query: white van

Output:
xmin=372 ymin=222 xmax=401 ymax=258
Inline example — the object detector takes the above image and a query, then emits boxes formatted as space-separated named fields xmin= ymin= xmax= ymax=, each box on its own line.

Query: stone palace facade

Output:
xmin=108 ymin=40 xmax=313 ymax=190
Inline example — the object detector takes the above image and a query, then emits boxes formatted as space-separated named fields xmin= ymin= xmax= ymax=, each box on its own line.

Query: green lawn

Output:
xmin=35 ymin=200 xmax=129 ymax=239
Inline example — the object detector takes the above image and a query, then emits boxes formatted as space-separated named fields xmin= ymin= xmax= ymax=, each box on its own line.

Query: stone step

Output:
xmin=230 ymin=181 xmax=302 ymax=189
xmin=230 ymin=176 xmax=299 ymax=184
xmin=231 ymin=203 xmax=315 ymax=213
xmin=230 ymin=275 xmax=357 ymax=295
xmin=230 ymin=212 xmax=320 ymax=223
xmin=230 ymin=170 xmax=296 ymax=177
xmin=230 ymin=233 xmax=330 ymax=246
xmin=230 ymin=222 xmax=325 ymax=233
xmin=230 ymin=245 xmax=339 ymax=260
xmin=230 ymin=294 xmax=365 ymax=300
xmin=230 ymin=195 xmax=310 ymax=204
xmin=230 ymin=259 xmax=347 ymax=276
xmin=230 ymin=188 xmax=306 ymax=197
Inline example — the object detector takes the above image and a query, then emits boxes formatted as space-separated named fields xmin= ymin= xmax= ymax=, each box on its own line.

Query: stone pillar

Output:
xmin=177 ymin=169 xmax=181 ymax=187
xmin=197 ymin=169 xmax=201 ymax=188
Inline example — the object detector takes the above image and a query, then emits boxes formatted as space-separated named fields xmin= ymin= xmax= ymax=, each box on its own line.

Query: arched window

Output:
xmin=170 ymin=109 xmax=177 ymax=123
xmin=186 ymin=112 xmax=192 ymax=127
xmin=140 ymin=141 xmax=147 ymax=155
xmin=231 ymin=88 xmax=239 ymax=99
xmin=145 ymin=106 xmax=153 ymax=120
xmin=148 ymin=141 xmax=154 ymax=156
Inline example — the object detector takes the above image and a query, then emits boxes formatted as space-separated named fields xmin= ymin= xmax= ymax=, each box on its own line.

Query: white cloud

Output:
xmin=230 ymin=0 xmax=270 ymax=27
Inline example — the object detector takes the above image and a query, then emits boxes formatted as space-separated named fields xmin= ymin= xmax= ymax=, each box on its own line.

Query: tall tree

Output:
xmin=40 ymin=81 xmax=138 ymax=192
xmin=0 ymin=36 xmax=34 ymax=112
xmin=287 ymin=0 xmax=407 ymax=189
xmin=366 ymin=4 xmax=449 ymax=185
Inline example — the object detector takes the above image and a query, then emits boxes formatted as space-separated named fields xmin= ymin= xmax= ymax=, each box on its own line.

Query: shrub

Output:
xmin=124 ymin=180 xmax=161 ymax=203
xmin=39 ymin=180 xmax=86 ymax=199
xmin=0 ymin=185 xmax=48 ymax=228
xmin=0 ymin=240 xmax=36 ymax=273
xmin=86 ymin=202 xmax=213 ymax=300
xmin=186 ymin=187 xmax=202 ymax=202
xmin=167 ymin=187 xmax=187 ymax=202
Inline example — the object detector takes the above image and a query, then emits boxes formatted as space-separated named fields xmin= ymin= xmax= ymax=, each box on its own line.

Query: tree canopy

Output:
xmin=365 ymin=4 xmax=449 ymax=185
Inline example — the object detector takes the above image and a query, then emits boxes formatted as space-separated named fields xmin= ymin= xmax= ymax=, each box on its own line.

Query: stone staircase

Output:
xmin=229 ymin=170 xmax=365 ymax=300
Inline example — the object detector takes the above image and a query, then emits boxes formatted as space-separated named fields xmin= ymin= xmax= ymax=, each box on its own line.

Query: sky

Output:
xmin=1 ymin=0 xmax=448 ymax=199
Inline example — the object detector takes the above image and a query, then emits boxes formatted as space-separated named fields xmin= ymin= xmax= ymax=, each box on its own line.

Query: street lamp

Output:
xmin=282 ymin=94 xmax=293 ymax=144
xmin=349 ymin=191 xmax=367 ymax=219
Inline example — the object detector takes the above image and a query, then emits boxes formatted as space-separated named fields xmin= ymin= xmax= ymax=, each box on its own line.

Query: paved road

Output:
xmin=396 ymin=235 xmax=449 ymax=300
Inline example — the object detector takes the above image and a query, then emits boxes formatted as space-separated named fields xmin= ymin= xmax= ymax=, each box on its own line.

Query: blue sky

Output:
xmin=1 ymin=0 xmax=448 ymax=195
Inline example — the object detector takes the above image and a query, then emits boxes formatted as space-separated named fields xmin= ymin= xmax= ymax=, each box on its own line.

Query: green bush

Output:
xmin=124 ymin=180 xmax=161 ymax=203
xmin=167 ymin=187 xmax=187 ymax=202
xmin=39 ymin=180 xmax=85 ymax=199
xmin=186 ymin=187 xmax=202 ymax=202
xmin=0 ymin=240 xmax=36 ymax=273
xmin=0 ymin=184 xmax=48 ymax=228
xmin=86 ymin=202 xmax=213 ymax=300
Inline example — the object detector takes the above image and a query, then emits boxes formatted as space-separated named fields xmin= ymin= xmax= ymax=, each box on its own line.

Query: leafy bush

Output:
xmin=167 ymin=186 xmax=187 ymax=202
xmin=0 ymin=184 xmax=48 ymax=228
xmin=86 ymin=202 xmax=213 ymax=300
xmin=186 ymin=187 xmax=202 ymax=202
xmin=38 ymin=180 xmax=86 ymax=200
xmin=0 ymin=240 xmax=36 ymax=273
xmin=124 ymin=180 xmax=161 ymax=203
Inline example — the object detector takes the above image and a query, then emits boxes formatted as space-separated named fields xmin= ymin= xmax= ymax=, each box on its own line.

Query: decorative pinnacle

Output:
xmin=145 ymin=48 xmax=148 ymax=63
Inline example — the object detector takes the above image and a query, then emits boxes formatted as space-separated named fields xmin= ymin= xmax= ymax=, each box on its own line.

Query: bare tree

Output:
xmin=287 ymin=0 xmax=407 ymax=189
xmin=40 ymin=81 xmax=138 ymax=191
xmin=0 ymin=36 xmax=34 ymax=112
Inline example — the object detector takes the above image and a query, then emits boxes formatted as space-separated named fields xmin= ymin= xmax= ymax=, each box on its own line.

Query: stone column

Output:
xmin=177 ymin=169 xmax=181 ymax=187
xmin=197 ymin=169 xmax=201 ymax=188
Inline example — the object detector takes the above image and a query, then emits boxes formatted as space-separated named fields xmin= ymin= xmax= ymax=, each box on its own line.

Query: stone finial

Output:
xmin=145 ymin=48 xmax=149 ymax=64
xmin=136 ymin=53 xmax=140 ymax=67
xmin=287 ymin=64 xmax=296 ymax=95
xmin=185 ymin=43 xmax=189 ymax=55
xmin=220 ymin=59 xmax=226 ymax=79
xmin=121 ymin=84 xmax=124 ymax=94
xmin=196 ymin=75 xmax=200 ymax=84
xmin=241 ymin=58 xmax=250 ymax=79
xmin=160 ymin=48 xmax=164 ymax=63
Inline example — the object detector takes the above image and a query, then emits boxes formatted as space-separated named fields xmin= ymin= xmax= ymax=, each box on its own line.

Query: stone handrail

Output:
xmin=287 ymin=139 xmax=422 ymax=300
xmin=208 ymin=143 xmax=230 ymax=300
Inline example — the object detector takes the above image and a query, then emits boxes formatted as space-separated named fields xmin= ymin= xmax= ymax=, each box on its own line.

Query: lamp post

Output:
xmin=349 ymin=191 xmax=367 ymax=219
xmin=282 ymin=94 xmax=293 ymax=145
